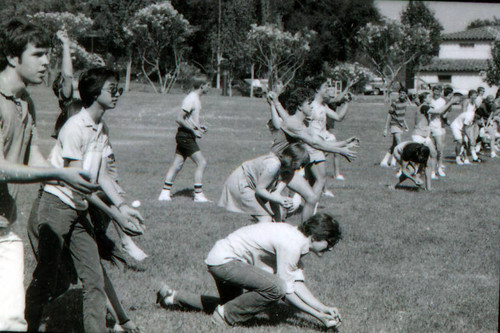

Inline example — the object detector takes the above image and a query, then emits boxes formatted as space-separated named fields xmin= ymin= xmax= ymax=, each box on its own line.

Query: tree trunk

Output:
xmin=250 ymin=63 xmax=255 ymax=98
xmin=125 ymin=54 xmax=132 ymax=92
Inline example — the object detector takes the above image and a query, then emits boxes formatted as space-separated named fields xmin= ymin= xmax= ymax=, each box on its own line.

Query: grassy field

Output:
xmin=14 ymin=85 xmax=499 ymax=333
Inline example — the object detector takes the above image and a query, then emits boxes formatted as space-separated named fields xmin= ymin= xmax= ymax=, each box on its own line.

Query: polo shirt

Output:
xmin=44 ymin=108 xmax=109 ymax=210
xmin=0 ymin=86 xmax=37 ymax=229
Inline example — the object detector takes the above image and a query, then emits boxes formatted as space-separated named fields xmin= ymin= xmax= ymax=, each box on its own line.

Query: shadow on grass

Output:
xmin=159 ymin=301 xmax=335 ymax=331
xmin=39 ymin=288 xmax=117 ymax=333
xmin=172 ymin=188 xmax=194 ymax=198
xmin=393 ymin=184 xmax=420 ymax=192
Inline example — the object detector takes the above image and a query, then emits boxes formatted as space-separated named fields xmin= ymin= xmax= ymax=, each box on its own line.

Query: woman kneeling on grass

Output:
xmin=390 ymin=141 xmax=431 ymax=191
xmin=156 ymin=213 xmax=343 ymax=329
xmin=218 ymin=142 xmax=310 ymax=222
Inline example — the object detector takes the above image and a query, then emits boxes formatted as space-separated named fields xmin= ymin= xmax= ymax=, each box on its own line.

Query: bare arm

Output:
xmin=57 ymin=30 xmax=74 ymax=99
xmin=254 ymin=160 xmax=292 ymax=209
xmin=175 ymin=110 xmax=202 ymax=137
xmin=429 ymin=97 xmax=460 ymax=115
xmin=383 ymin=112 xmax=391 ymax=136
xmin=267 ymin=92 xmax=291 ymax=121
xmin=325 ymin=102 xmax=349 ymax=122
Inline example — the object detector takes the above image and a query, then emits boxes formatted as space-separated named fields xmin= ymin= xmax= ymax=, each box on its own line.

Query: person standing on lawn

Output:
xmin=25 ymin=67 xmax=144 ymax=332
xmin=156 ymin=213 xmax=343 ymax=330
xmin=0 ymin=18 xmax=98 ymax=331
xmin=380 ymin=87 xmax=411 ymax=168
xmin=158 ymin=76 xmax=211 ymax=202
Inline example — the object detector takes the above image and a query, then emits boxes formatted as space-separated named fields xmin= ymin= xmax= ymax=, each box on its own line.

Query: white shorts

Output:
xmin=0 ymin=232 xmax=27 ymax=331
xmin=430 ymin=125 xmax=445 ymax=136
xmin=450 ymin=124 xmax=463 ymax=141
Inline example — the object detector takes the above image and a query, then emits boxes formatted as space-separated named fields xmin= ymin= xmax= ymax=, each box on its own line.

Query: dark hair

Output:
xmin=278 ymin=86 xmax=315 ymax=115
xmin=415 ymin=144 xmax=430 ymax=164
xmin=477 ymin=86 xmax=485 ymax=92
xmin=443 ymin=86 xmax=454 ymax=97
xmin=418 ymin=92 xmax=430 ymax=105
xmin=191 ymin=76 xmax=208 ymax=90
xmin=432 ymin=85 xmax=442 ymax=92
xmin=78 ymin=67 xmax=119 ymax=108
xmin=0 ymin=18 xmax=51 ymax=71
xmin=468 ymin=89 xmax=477 ymax=98
xmin=298 ymin=213 xmax=342 ymax=247
xmin=278 ymin=142 xmax=309 ymax=179
xmin=399 ymin=87 xmax=408 ymax=94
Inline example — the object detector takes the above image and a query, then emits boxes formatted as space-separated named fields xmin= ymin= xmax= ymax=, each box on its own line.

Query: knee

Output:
xmin=263 ymin=282 xmax=286 ymax=301
xmin=303 ymin=192 xmax=319 ymax=205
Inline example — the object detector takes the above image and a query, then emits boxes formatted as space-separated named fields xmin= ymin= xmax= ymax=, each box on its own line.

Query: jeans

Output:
xmin=173 ymin=260 xmax=286 ymax=325
xmin=25 ymin=192 xmax=106 ymax=332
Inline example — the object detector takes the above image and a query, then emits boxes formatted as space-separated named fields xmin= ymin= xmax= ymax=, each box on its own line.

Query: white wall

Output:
xmin=439 ymin=41 xmax=492 ymax=59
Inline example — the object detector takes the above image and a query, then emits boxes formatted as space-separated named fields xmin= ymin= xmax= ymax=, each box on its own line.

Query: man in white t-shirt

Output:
xmin=157 ymin=213 xmax=343 ymax=329
xmin=427 ymin=86 xmax=459 ymax=177
xmin=158 ymin=76 xmax=211 ymax=202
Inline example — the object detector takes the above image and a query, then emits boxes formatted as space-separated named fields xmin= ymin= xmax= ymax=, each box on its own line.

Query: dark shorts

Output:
xmin=175 ymin=128 xmax=200 ymax=158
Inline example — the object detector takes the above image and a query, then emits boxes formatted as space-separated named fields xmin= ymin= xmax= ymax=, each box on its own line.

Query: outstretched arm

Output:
xmin=326 ymin=101 xmax=350 ymax=122
xmin=56 ymin=30 xmax=74 ymax=99
xmin=285 ymin=281 xmax=341 ymax=328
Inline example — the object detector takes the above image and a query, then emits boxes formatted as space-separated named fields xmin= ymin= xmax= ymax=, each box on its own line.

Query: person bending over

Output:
xmin=156 ymin=213 xmax=343 ymax=329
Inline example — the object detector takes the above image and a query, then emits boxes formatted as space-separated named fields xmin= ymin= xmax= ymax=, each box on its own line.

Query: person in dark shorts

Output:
xmin=158 ymin=76 xmax=211 ymax=202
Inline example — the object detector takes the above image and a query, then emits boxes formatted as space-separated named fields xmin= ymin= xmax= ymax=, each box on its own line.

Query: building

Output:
xmin=415 ymin=25 xmax=499 ymax=96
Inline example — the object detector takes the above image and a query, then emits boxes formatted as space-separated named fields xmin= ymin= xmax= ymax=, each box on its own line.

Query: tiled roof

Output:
xmin=419 ymin=58 xmax=489 ymax=72
xmin=442 ymin=26 xmax=500 ymax=41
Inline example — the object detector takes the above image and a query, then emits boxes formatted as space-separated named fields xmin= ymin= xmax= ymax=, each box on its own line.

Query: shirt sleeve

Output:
xmin=58 ymin=122 xmax=83 ymax=161
xmin=275 ymin=242 xmax=306 ymax=294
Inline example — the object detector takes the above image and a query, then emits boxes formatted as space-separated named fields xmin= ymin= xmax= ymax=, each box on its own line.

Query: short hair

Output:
xmin=468 ymin=89 xmax=478 ymax=98
xmin=191 ymin=75 xmax=208 ymax=90
xmin=432 ymin=85 xmax=442 ymax=92
xmin=477 ymin=86 xmax=485 ymax=92
xmin=0 ymin=18 xmax=51 ymax=71
xmin=305 ymin=76 xmax=329 ymax=92
xmin=298 ymin=213 xmax=342 ymax=247
xmin=443 ymin=86 xmax=454 ymax=97
xmin=278 ymin=142 xmax=310 ymax=178
xmin=418 ymin=92 xmax=430 ymax=104
xmin=414 ymin=144 xmax=430 ymax=164
xmin=78 ymin=67 xmax=119 ymax=108
xmin=278 ymin=86 xmax=315 ymax=115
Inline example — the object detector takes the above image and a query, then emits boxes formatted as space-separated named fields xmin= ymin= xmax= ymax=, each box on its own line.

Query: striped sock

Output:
xmin=194 ymin=184 xmax=202 ymax=194
xmin=163 ymin=182 xmax=173 ymax=191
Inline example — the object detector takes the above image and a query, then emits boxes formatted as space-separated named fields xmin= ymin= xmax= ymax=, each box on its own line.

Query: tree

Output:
xmin=467 ymin=17 xmax=500 ymax=30
xmin=127 ymin=2 xmax=194 ymax=94
xmin=486 ymin=29 xmax=500 ymax=86
xmin=28 ymin=12 xmax=104 ymax=80
xmin=246 ymin=23 xmax=315 ymax=92
xmin=88 ymin=0 xmax=154 ymax=92
xmin=356 ymin=19 xmax=432 ymax=103
xmin=401 ymin=1 xmax=443 ymax=88
xmin=279 ymin=0 xmax=380 ymax=77
xmin=322 ymin=62 xmax=373 ymax=94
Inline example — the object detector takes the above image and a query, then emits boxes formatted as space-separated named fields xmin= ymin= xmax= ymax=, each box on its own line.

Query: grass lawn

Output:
xmin=14 ymin=85 xmax=499 ymax=332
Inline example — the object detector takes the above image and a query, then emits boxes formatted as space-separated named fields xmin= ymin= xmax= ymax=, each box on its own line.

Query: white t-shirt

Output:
xmin=428 ymin=97 xmax=446 ymax=128
xmin=451 ymin=102 xmax=476 ymax=130
xmin=180 ymin=91 xmax=201 ymax=128
xmin=45 ymin=108 xmax=110 ymax=210
xmin=205 ymin=222 xmax=310 ymax=294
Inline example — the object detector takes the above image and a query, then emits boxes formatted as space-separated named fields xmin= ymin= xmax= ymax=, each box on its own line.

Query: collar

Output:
xmin=79 ymin=108 xmax=101 ymax=131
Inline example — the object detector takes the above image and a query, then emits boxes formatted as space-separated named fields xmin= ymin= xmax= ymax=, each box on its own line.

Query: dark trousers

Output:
xmin=25 ymin=192 xmax=106 ymax=332
xmin=173 ymin=260 xmax=286 ymax=325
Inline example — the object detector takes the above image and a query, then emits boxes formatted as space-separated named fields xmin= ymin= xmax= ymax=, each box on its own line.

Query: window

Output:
xmin=438 ymin=75 xmax=451 ymax=83
xmin=459 ymin=43 xmax=474 ymax=48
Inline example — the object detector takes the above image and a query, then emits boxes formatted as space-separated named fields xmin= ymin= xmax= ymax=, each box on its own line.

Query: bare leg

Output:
xmin=164 ymin=154 xmax=186 ymax=184
xmin=189 ymin=151 xmax=208 ymax=185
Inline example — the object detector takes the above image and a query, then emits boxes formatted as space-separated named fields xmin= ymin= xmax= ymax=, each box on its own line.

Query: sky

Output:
xmin=375 ymin=1 xmax=500 ymax=33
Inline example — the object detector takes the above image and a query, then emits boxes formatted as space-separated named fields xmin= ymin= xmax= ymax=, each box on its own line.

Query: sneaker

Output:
xmin=322 ymin=189 xmax=335 ymax=198
xmin=456 ymin=157 xmax=464 ymax=166
xmin=335 ymin=174 xmax=345 ymax=181
xmin=194 ymin=192 xmax=211 ymax=203
xmin=491 ymin=151 xmax=497 ymax=158
xmin=438 ymin=168 xmax=446 ymax=177
xmin=121 ymin=237 xmax=148 ymax=262
xmin=113 ymin=320 xmax=139 ymax=333
xmin=156 ymin=283 xmax=176 ymax=308
xmin=463 ymin=159 xmax=471 ymax=165
xmin=158 ymin=190 xmax=172 ymax=201
xmin=380 ymin=162 xmax=390 ymax=168
xmin=431 ymin=173 xmax=439 ymax=180
xmin=395 ymin=170 xmax=402 ymax=178
xmin=211 ymin=305 xmax=230 ymax=327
